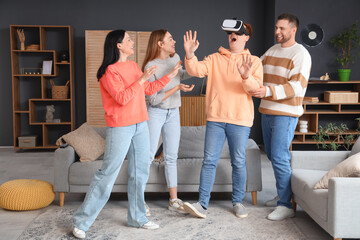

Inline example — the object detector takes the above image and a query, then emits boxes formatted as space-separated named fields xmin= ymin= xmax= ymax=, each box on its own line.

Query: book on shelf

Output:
xmin=303 ymin=96 xmax=319 ymax=103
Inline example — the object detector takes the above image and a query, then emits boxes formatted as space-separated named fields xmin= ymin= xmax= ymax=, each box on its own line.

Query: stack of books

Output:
xmin=303 ymin=97 xmax=319 ymax=103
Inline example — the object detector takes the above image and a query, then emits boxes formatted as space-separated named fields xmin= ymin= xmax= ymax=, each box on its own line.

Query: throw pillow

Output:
xmin=348 ymin=137 xmax=360 ymax=158
xmin=56 ymin=122 xmax=105 ymax=162
xmin=314 ymin=152 xmax=360 ymax=189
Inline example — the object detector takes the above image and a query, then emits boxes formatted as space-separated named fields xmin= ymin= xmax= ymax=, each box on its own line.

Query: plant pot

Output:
xmin=338 ymin=69 xmax=351 ymax=81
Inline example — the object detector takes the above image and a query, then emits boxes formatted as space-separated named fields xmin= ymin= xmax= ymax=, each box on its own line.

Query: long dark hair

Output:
xmin=97 ymin=29 xmax=126 ymax=81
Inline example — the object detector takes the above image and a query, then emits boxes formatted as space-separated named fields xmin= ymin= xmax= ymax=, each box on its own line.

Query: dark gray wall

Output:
xmin=275 ymin=0 xmax=360 ymax=79
xmin=0 ymin=0 xmax=359 ymax=146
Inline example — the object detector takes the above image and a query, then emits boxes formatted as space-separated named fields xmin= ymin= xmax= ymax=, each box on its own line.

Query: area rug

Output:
xmin=18 ymin=206 xmax=306 ymax=240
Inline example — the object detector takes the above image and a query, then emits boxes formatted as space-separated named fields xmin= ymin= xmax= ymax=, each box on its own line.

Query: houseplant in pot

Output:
xmin=330 ymin=22 xmax=360 ymax=81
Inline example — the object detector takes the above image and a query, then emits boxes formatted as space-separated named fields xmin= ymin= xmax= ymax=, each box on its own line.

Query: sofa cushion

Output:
xmin=56 ymin=122 xmax=105 ymax=162
xmin=314 ymin=152 xmax=360 ymax=189
xmin=292 ymin=169 xmax=329 ymax=221
xmin=69 ymin=160 xmax=163 ymax=185
xmin=176 ymin=158 xmax=232 ymax=185
xmin=349 ymin=137 xmax=360 ymax=157
xmin=178 ymin=126 xmax=230 ymax=159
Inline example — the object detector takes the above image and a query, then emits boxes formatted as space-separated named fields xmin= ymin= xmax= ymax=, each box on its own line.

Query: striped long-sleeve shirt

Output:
xmin=259 ymin=43 xmax=311 ymax=117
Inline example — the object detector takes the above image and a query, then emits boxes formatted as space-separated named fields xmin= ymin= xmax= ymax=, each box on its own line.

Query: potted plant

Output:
xmin=330 ymin=22 xmax=360 ymax=81
xmin=313 ymin=122 xmax=359 ymax=151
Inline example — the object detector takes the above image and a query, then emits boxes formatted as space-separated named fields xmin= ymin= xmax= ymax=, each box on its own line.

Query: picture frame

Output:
xmin=42 ymin=60 xmax=52 ymax=75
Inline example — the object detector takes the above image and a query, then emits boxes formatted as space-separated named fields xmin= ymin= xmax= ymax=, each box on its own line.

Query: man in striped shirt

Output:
xmin=250 ymin=13 xmax=311 ymax=221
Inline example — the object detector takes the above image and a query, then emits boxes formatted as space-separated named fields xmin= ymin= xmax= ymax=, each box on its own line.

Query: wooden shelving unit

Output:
xmin=291 ymin=80 xmax=360 ymax=150
xmin=10 ymin=25 xmax=75 ymax=150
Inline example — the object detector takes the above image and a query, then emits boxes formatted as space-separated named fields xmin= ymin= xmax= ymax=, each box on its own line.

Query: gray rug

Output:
xmin=19 ymin=206 xmax=306 ymax=240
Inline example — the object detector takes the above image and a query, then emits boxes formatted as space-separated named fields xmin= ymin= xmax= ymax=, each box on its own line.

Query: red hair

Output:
xmin=142 ymin=29 xmax=175 ymax=71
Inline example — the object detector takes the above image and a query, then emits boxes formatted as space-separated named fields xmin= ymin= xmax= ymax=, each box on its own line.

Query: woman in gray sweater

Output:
xmin=142 ymin=29 xmax=194 ymax=214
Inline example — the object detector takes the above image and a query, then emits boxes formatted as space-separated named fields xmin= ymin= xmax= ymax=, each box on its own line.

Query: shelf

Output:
xmin=294 ymin=131 xmax=317 ymax=135
xmin=14 ymin=145 xmax=58 ymax=150
xmin=308 ymin=80 xmax=360 ymax=84
xmin=10 ymin=25 xmax=75 ymax=150
xmin=304 ymin=101 xmax=360 ymax=105
xmin=14 ymin=110 xmax=29 ymax=114
xmin=30 ymin=121 xmax=71 ymax=125
xmin=291 ymin=79 xmax=360 ymax=150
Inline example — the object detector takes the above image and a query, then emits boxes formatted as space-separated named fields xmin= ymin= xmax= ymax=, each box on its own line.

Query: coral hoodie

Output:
xmin=99 ymin=60 xmax=170 ymax=127
xmin=185 ymin=47 xmax=263 ymax=127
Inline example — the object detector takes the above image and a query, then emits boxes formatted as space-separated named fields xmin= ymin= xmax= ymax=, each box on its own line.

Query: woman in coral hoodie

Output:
xmin=72 ymin=30 xmax=182 ymax=239
xmin=182 ymin=22 xmax=263 ymax=219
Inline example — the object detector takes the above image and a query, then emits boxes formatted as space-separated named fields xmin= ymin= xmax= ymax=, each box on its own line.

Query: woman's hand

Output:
xmin=138 ymin=65 xmax=159 ymax=85
xmin=178 ymin=84 xmax=195 ymax=92
xmin=183 ymin=30 xmax=199 ymax=59
xmin=166 ymin=60 xmax=183 ymax=79
xmin=237 ymin=55 xmax=253 ymax=80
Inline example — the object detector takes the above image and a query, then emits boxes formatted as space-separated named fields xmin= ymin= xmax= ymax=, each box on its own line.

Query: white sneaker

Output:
xmin=141 ymin=221 xmax=159 ymax=230
xmin=267 ymin=206 xmax=295 ymax=221
xmin=72 ymin=227 xmax=86 ymax=239
xmin=145 ymin=202 xmax=151 ymax=217
xmin=168 ymin=198 xmax=187 ymax=213
xmin=265 ymin=195 xmax=280 ymax=207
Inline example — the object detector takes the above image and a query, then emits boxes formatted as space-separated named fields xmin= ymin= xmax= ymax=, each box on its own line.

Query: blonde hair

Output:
xmin=142 ymin=29 xmax=175 ymax=71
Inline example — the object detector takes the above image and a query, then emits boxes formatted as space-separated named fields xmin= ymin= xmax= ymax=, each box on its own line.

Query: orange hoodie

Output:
xmin=185 ymin=47 xmax=263 ymax=127
xmin=99 ymin=60 xmax=170 ymax=127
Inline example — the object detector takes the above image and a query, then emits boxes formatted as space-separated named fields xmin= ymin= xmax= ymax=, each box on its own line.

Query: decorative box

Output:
xmin=18 ymin=136 xmax=38 ymax=148
xmin=324 ymin=91 xmax=359 ymax=103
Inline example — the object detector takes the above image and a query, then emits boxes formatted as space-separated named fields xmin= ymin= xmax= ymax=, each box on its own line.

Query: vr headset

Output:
xmin=221 ymin=19 xmax=249 ymax=36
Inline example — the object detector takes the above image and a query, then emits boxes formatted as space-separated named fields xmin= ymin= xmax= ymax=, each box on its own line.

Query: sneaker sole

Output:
xmin=267 ymin=213 xmax=295 ymax=221
xmin=183 ymin=203 xmax=206 ymax=219
xmin=141 ymin=225 xmax=159 ymax=230
xmin=235 ymin=213 xmax=248 ymax=218
xmin=168 ymin=206 xmax=187 ymax=214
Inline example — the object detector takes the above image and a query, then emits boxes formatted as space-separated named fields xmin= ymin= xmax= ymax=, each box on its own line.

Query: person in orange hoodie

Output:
xmin=182 ymin=19 xmax=263 ymax=219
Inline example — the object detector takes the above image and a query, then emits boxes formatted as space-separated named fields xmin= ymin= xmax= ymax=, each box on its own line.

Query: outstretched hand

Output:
xmin=138 ymin=65 xmax=159 ymax=84
xmin=237 ymin=55 xmax=253 ymax=80
xmin=167 ymin=60 xmax=183 ymax=79
xmin=178 ymin=84 xmax=195 ymax=92
xmin=183 ymin=30 xmax=199 ymax=59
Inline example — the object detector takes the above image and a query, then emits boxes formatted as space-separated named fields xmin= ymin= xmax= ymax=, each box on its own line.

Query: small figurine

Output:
xmin=320 ymin=73 xmax=330 ymax=80
xmin=46 ymin=105 xmax=55 ymax=122
xmin=16 ymin=29 xmax=25 ymax=50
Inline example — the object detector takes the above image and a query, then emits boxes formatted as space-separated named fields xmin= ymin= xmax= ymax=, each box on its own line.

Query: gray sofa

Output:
xmin=291 ymin=151 xmax=360 ymax=240
xmin=54 ymin=125 xmax=262 ymax=206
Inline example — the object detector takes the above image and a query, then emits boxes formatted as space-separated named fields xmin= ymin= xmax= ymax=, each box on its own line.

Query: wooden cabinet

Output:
xmin=291 ymin=80 xmax=360 ymax=150
xmin=10 ymin=25 xmax=75 ymax=150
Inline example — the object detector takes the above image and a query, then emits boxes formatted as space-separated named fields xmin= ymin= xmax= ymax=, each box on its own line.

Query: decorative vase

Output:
xmin=338 ymin=69 xmax=351 ymax=82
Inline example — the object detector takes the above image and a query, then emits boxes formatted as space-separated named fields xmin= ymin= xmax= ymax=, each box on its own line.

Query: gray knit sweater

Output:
xmin=145 ymin=53 xmax=190 ymax=109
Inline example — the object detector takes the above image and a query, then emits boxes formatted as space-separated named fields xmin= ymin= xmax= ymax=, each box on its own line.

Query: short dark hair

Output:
xmin=278 ymin=13 xmax=299 ymax=28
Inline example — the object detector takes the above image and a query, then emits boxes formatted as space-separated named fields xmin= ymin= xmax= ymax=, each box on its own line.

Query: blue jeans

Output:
xmin=147 ymin=106 xmax=180 ymax=188
xmin=73 ymin=121 xmax=150 ymax=231
xmin=261 ymin=114 xmax=298 ymax=209
xmin=199 ymin=121 xmax=250 ymax=208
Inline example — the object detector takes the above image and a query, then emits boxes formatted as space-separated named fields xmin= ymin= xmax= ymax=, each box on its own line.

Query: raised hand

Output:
xmin=167 ymin=60 xmax=183 ymax=79
xmin=138 ymin=65 xmax=159 ymax=84
xmin=183 ymin=30 xmax=199 ymax=59
xmin=178 ymin=84 xmax=195 ymax=92
xmin=237 ymin=55 xmax=253 ymax=80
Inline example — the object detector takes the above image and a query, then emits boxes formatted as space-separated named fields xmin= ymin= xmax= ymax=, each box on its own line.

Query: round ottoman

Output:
xmin=0 ymin=179 xmax=55 ymax=211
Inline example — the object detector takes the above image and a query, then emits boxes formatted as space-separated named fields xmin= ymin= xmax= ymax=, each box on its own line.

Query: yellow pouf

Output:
xmin=0 ymin=179 xmax=55 ymax=211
